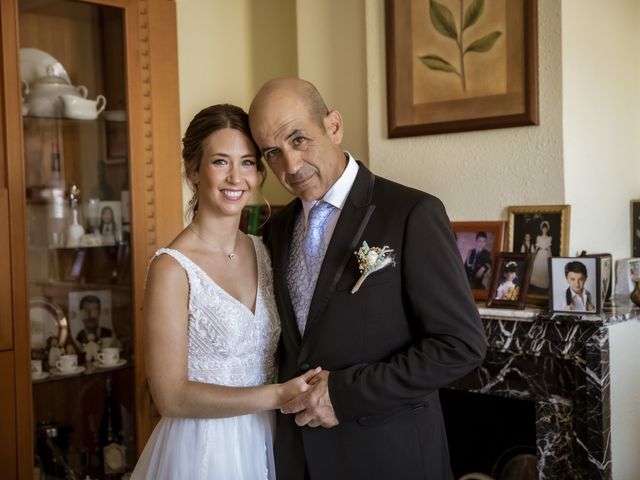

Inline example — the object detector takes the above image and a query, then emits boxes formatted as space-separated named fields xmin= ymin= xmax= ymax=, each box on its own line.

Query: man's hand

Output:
xmin=280 ymin=371 xmax=339 ymax=428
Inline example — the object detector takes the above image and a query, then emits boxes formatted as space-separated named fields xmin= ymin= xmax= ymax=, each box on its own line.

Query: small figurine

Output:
xmin=82 ymin=333 xmax=101 ymax=364
xmin=46 ymin=337 xmax=64 ymax=370
xmin=65 ymin=341 xmax=78 ymax=356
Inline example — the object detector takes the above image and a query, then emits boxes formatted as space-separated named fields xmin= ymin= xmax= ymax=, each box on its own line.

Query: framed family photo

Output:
xmin=385 ymin=0 xmax=538 ymax=137
xmin=549 ymin=257 xmax=601 ymax=315
xmin=451 ymin=221 xmax=505 ymax=300
xmin=615 ymin=258 xmax=640 ymax=298
xmin=98 ymin=200 xmax=123 ymax=245
xmin=580 ymin=253 xmax=612 ymax=304
xmin=486 ymin=252 xmax=533 ymax=309
xmin=68 ymin=290 xmax=114 ymax=346
xmin=507 ymin=205 xmax=571 ymax=303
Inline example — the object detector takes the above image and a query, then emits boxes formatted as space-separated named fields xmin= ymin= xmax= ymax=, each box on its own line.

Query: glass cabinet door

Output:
xmin=20 ymin=1 xmax=135 ymax=478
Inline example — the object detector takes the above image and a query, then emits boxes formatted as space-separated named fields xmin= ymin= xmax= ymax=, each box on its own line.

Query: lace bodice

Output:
xmin=154 ymin=236 xmax=280 ymax=387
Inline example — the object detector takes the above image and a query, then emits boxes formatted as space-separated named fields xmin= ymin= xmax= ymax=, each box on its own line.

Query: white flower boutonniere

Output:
xmin=351 ymin=241 xmax=395 ymax=294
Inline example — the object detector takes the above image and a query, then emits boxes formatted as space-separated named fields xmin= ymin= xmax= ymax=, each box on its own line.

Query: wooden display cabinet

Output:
xmin=0 ymin=0 xmax=183 ymax=478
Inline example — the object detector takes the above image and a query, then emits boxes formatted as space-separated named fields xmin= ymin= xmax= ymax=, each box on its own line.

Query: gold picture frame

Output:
xmin=385 ymin=0 xmax=539 ymax=137
xmin=507 ymin=205 xmax=571 ymax=304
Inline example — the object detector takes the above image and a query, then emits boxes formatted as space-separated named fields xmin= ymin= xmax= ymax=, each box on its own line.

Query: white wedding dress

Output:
xmin=132 ymin=236 xmax=281 ymax=480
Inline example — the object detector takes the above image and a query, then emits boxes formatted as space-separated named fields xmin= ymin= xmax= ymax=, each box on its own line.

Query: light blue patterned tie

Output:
xmin=288 ymin=201 xmax=335 ymax=335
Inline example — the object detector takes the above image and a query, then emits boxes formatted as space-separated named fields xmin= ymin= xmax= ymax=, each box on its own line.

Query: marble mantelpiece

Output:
xmin=447 ymin=300 xmax=640 ymax=479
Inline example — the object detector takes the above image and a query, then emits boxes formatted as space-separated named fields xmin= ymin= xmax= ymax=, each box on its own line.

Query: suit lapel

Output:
xmin=274 ymin=200 xmax=303 ymax=348
xmin=301 ymin=164 xmax=376 ymax=351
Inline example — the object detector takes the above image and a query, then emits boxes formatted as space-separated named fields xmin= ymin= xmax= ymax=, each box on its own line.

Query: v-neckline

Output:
xmin=166 ymin=236 xmax=261 ymax=317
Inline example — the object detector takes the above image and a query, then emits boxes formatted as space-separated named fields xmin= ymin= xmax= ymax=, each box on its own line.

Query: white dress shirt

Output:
xmin=300 ymin=152 xmax=359 ymax=247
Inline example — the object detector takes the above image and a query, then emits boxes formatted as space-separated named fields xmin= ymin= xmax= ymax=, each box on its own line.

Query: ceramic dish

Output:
xmin=31 ymin=372 xmax=50 ymax=382
xmin=93 ymin=358 xmax=127 ymax=369
xmin=50 ymin=365 xmax=86 ymax=377
xmin=29 ymin=297 xmax=68 ymax=351
xmin=20 ymin=47 xmax=70 ymax=85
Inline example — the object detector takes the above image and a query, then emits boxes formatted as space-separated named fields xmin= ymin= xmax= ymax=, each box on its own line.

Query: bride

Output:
xmin=132 ymin=104 xmax=319 ymax=479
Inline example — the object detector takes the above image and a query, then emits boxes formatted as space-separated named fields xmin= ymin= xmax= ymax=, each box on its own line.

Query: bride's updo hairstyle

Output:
xmin=182 ymin=104 xmax=265 ymax=221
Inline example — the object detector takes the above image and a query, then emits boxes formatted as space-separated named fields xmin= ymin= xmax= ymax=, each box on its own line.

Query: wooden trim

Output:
xmin=0 ymin=351 xmax=18 ymax=479
xmin=0 ymin=189 xmax=13 ymax=351
xmin=131 ymin=0 xmax=182 ymax=454
xmin=1 ymin=0 xmax=34 ymax=476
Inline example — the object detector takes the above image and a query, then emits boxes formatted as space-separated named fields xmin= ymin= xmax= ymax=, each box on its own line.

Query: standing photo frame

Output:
xmin=486 ymin=252 xmax=533 ymax=309
xmin=507 ymin=205 xmax=571 ymax=304
xmin=385 ymin=0 xmax=538 ymax=137
xmin=451 ymin=221 xmax=505 ymax=300
xmin=549 ymin=257 xmax=601 ymax=315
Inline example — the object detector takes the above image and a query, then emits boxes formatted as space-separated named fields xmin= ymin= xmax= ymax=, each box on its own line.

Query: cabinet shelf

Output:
xmin=33 ymin=362 xmax=132 ymax=386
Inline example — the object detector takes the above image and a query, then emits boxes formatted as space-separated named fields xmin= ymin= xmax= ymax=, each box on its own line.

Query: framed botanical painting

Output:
xmin=451 ymin=221 xmax=505 ymax=300
xmin=385 ymin=0 xmax=538 ymax=137
xmin=549 ymin=257 xmax=601 ymax=315
xmin=507 ymin=205 xmax=570 ymax=304
xmin=486 ymin=252 xmax=533 ymax=310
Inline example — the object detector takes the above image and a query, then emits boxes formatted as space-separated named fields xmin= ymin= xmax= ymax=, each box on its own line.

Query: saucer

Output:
xmin=94 ymin=358 xmax=126 ymax=369
xmin=31 ymin=371 xmax=50 ymax=382
xmin=50 ymin=366 xmax=85 ymax=376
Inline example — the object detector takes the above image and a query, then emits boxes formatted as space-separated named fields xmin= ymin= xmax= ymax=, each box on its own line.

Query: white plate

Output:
xmin=20 ymin=47 xmax=70 ymax=85
xmin=50 ymin=365 xmax=86 ymax=377
xmin=32 ymin=371 xmax=50 ymax=382
xmin=93 ymin=358 xmax=126 ymax=369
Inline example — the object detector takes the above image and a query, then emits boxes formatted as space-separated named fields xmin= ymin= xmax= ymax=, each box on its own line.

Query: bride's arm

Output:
xmin=143 ymin=254 xmax=316 ymax=419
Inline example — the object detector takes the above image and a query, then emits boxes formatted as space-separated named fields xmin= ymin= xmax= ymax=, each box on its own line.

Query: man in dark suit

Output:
xmin=249 ymin=78 xmax=486 ymax=480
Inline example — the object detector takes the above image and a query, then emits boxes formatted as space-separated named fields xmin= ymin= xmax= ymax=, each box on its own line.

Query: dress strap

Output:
xmin=153 ymin=248 xmax=195 ymax=274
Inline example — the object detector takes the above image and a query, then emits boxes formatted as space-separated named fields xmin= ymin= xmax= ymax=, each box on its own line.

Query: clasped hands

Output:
xmin=280 ymin=368 xmax=339 ymax=428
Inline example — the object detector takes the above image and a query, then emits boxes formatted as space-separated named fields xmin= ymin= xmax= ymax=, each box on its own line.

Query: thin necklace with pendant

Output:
xmin=188 ymin=224 xmax=238 ymax=260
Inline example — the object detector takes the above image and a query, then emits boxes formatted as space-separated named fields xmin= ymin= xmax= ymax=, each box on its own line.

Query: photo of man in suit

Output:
xmin=463 ymin=231 xmax=492 ymax=290
xmin=250 ymin=78 xmax=486 ymax=480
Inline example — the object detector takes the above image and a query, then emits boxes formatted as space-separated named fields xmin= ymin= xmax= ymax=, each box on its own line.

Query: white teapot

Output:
xmin=24 ymin=65 xmax=88 ymax=118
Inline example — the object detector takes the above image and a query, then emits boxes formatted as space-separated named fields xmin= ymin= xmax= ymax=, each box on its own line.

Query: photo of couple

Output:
xmin=131 ymin=78 xmax=487 ymax=479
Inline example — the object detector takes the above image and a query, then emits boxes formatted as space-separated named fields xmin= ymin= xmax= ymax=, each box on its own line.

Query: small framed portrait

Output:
xmin=549 ymin=257 xmax=601 ymax=315
xmin=580 ymin=253 xmax=612 ymax=303
xmin=68 ymin=290 xmax=114 ymax=347
xmin=451 ymin=221 xmax=505 ymax=300
xmin=487 ymin=253 xmax=533 ymax=309
xmin=632 ymin=200 xmax=640 ymax=257
xmin=615 ymin=258 xmax=640 ymax=298
xmin=98 ymin=201 xmax=122 ymax=245
xmin=103 ymin=110 xmax=128 ymax=165
xmin=507 ymin=205 xmax=571 ymax=303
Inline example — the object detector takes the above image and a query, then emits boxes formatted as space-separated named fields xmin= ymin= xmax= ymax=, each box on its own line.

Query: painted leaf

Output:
xmin=418 ymin=55 xmax=459 ymax=74
xmin=463 ymin=0 xmax=485 ymax=30
xmin=429 ymin=0 xmax=458 ymax=40
xmin=465 ymin=31 xmax=502 ymax=53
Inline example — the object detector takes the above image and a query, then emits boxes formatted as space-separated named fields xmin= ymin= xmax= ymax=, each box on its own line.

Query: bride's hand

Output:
xmin=277 ymin=367 xmax=322 ymax=407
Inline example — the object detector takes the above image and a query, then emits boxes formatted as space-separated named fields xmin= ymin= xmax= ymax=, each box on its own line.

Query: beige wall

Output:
xmin=561 ymin=1 xmax=640 ymax=477
xmin=176 ymin=0 xmax=297 ymax=212
xmin=562 ymin=0 xmax=640 ymax=261
xmin=296 ymin=0 xmax=369 ymax=165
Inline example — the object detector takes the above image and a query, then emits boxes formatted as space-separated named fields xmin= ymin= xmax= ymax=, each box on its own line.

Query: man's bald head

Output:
xmin=249 ymin=77 xmax=329 ymax=131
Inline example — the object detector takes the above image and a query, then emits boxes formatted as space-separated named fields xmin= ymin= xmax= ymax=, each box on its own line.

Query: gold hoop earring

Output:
xmin=256 ymin=192 xmax=272 ymax=232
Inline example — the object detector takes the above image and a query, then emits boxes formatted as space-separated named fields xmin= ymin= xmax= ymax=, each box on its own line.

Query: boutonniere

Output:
xmin=351 ymin=241 xmax=395 ymax=294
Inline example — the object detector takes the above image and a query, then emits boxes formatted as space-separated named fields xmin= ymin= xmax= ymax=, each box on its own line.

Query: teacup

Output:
xmin=97 ymin=347 xmax=120 ymax=366
xmin=61 ymin=94 xmax=106 ymax=120
xmin=56 ymin=354 xmax=78 ymax=374
xmin=31 ymin=359 xmax=42 ymax=375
